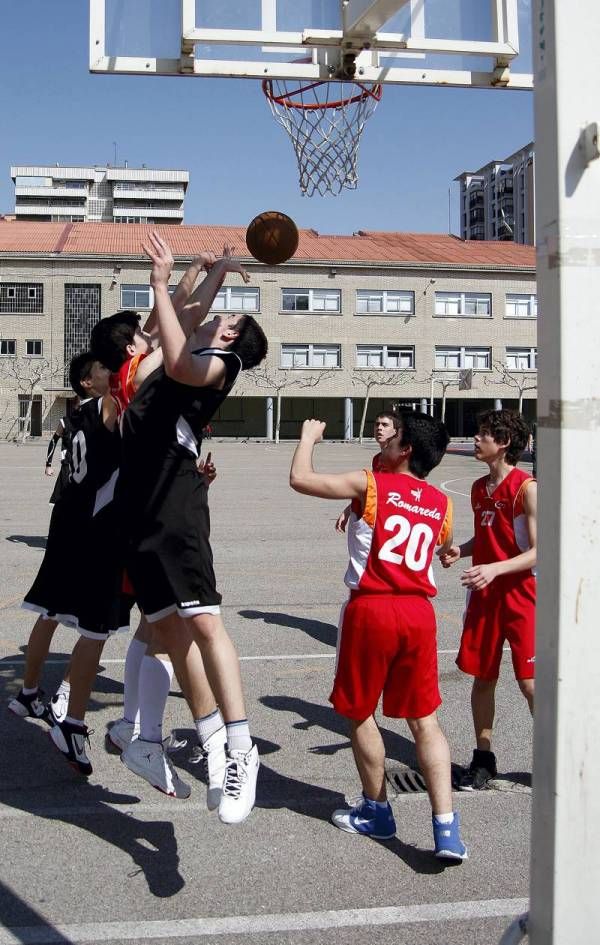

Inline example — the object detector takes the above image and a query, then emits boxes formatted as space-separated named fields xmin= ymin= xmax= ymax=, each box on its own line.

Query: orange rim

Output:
xmin=262 ymin=79 xmax=382 ymax=111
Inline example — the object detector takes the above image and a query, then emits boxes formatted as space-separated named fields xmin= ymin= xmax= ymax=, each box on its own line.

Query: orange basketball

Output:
xmin=246 ymin=211 xmax=299 ymax=266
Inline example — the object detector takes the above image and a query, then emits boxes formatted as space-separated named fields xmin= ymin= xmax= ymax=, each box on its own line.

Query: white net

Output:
xmin=263 ymin=80 xmax=382 ymax=197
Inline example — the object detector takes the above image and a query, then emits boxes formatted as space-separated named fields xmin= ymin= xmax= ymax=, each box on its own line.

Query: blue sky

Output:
xmin=0 ymin=1 xmax=534 ymax=235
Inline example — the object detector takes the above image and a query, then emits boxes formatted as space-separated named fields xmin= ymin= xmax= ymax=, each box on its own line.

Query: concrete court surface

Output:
xmin=0 ymin=440 xmax=533 ymax=945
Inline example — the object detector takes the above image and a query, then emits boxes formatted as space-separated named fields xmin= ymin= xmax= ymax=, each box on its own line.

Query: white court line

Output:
xmin=440 ymin=477 xmax=471 ymax=498
xmin=0 ymin=897 xmax=528 ymax=944
xmin=0 ymin=649 xmax=483 ymax=666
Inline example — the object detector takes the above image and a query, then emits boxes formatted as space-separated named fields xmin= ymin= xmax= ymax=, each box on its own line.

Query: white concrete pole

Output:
xmin=420 ymin=397 xmax=428 ymax=414
xmin=344 ymin=397 xmax=353 ymax=441
xmin=494 ymin=398 xmax=503 ymax=410
xmin=266 ymin=396 xmax=274 ymax=441
xmin=529 ymin=1 xmax=600 ymax=943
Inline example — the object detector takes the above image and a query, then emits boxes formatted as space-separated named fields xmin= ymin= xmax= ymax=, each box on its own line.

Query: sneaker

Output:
xmin=189 ymin=726 xmax=227 ymax=810
xmin=459 ymin=749 xmax=497 ymax=791
xmin=218 ymin=744 xmax=260 ymax=824
xmin=49 ymin=719 xmax=93 ymax=776
xmin=331 ymin=795 xmax=396 ymax=839
xmin=121 ymin=737 xmax=191 ymax=799
xmin=8 ymin=688 xmax=51 ymax=725
xmin=433 ymin=812 xmax=468 ymax=861
xmin=106 ymin=718 xmax=138 ymax=754
xmin=49 ymin=690 xmax=69 ymax=725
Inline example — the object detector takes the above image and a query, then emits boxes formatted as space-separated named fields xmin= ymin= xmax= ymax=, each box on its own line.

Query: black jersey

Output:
xmin=64 ymin=397 xmax=121 ymax=517
xmin=119 ymin=348 xmax=241 ymax=526
xmin=48 ymin=415 xmax=75 ymax=504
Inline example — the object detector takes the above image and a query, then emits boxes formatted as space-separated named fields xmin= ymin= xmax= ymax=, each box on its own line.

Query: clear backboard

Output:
xmin=90 ymin=0 xmax=533 ymax=90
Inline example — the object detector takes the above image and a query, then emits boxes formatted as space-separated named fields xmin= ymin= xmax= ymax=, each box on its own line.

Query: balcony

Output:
xmin=112 ymin=205 xmax=184 ymax=219
xmin=15 ymin=185 xmax=87 ymax=198
xmin=15 ymin=204 xmax=87 ymax=216
xmin=113 ymin=185 xmax=185 ymax=201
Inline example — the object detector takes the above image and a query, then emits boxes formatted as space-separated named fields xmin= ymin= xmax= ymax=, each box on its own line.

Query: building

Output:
xmin=10 ymin=165 xmax=189 ymax=224
xmin=455 ymin=143 xmax=535 ymax=245
xmin=0 ymin=221 xmax=536 ymax=440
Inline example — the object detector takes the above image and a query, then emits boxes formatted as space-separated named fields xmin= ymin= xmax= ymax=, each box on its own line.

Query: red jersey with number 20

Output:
xmin=345 ymin=471 xmax=452 ymax=597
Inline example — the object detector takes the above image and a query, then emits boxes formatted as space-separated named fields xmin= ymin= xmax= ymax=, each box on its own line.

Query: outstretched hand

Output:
xmin=192 ymin=251 xmax=217 ymax=272
xmin=437 ymin=545 xmax=461 ymax=568
xmin=143 ymin=231 xmax=174 ymax=287
xmin=301 ymin=419 xmax=326 ymax=443
xmin=460 ymin=562 xmax=500 ymax=590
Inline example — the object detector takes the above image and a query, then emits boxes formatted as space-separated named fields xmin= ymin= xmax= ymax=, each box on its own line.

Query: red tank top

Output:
xmin=471 ymin=467 xmax=534 ymax=568
xmin=346 ymin=471 xmax=452 ymax=597
xmin=110 ymin=353 xmax=148 ymax=414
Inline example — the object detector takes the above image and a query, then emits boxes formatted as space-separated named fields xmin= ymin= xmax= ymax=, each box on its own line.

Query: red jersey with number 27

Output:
xmin=471 ymin=467 xmax=534 ymax=569
xmin=345 ymin=471 xmax=452 ymax=597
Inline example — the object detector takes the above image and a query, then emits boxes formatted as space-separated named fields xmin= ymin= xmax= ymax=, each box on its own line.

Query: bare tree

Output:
xmin=351 ymin=370 xmax=413 ymax=443
xmin=484 ymin=359 xmax=538 ymax=413
xmin=244 ymin=365 xmax=335 ymax=443
xmin=0 ymin=356 xmax=64 ymax=443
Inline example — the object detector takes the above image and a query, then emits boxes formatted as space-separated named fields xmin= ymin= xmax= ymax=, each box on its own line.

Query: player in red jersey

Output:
xmin=440 ymin=409 xmax=536 ymax=791
xmin=291 ymin=413 xmax=467 ymax=861
xmin=335 ymin=412 xmax=400 ymax=533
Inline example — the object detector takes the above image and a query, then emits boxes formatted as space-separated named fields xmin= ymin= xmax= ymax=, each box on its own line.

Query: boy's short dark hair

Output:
xmin=232 ymin=315 xmax=268 ymax=370
xmin=396 ymin=411 xmax=450 ymax=478
xmin=90 ymin=310 xmax=140 ymax=372
xmin=477 ymin=409 xmax=530 ymax=465
xmin=69 ymin=352 xmax=96 ymax=399
xmin=375 ymin=411 xmax=401 ymax=431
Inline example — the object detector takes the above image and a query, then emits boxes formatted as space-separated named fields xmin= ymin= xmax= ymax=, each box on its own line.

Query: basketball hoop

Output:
xmin=263 ymin=79 xmax=382 ymax=197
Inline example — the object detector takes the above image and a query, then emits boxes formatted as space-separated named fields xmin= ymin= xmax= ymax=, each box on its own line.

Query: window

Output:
xmin=435 ymin=346 xmax=491 ymax=370
xmin=0 ymin=339 xmax=16 ymax=356
xmin=435 ymin=291 xmax=492 ymax=317
xmin=356 ymin=345 xmax=415 ymax=369
xmin=212 ymin=286 xmax=259 ymax=312
xmin=281 ymin=288 xmax=341 ymax=314
xmin=505 ymin=293 xmax=537 ymax=318
xmin=506 ymin=347 xmax=537 ymax=370
xmin=356 ymin=289 xmax=414 ymax=316
xmin=26 ymin=339 xmax=43 ymax=356
xmin=0 ymin=283 xmax=43 ymax=314
xmin=280 ymin=343 xmax=341 ymax=369
xmin=120 ymin=284 xmax=152 ymax=309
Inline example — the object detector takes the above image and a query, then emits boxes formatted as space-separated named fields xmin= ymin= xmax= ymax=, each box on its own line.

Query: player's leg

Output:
xmin=8 ymin=615 xmax=58 ymax=722
xmin=186 ymin=612 xmax=258 ymax=824
xmin=506 ymin=579 xmax=536 ymax=718
xmin=49 ymin=635 xmax=105 ymax=776
xmin=406 ymin=713 xmax=466 ymax=860
xmin=518 ymin=677 xmax=534 ymax=714
xmin=471 ymin=676 xmax=498 ymax=751
xmin=107 ymin=613 xmax=151 ymax=751
xmin=349 ymin=714 xmax=386 ymax=801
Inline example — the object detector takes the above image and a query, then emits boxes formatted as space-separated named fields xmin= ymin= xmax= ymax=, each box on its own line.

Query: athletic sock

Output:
xmin=433 ymin=812 xmax=454 ymax=824
xmin=123 ymin=638 xmax=148 ymax=725
xmin=195 ymin=707 xmax=225 ymax=746
xmin=22 ymin=686 xmax=38 ymax=696
xmin=65 ymin=715 xmax=85 ymax=727
xmin=55 ymin=680 xmax=70 ymax=697
xmin=138 ymin=656 xmax=173 ymax=744
xmin=374 ymin=799 xmax=390 ymax=810
xmin=226 ymin=719 xmax=252 ymax=753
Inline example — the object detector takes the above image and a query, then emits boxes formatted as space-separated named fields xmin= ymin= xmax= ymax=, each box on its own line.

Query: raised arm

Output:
xmin=143 ymin=251 xmax=218 ymax=336
xmin=290 ymin=420 xmax=367 ymax=500
xmin=179 ymin=245 xmax=250 ymax=337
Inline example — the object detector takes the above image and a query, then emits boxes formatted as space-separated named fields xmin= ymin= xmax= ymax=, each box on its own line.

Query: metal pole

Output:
xmin=344 ymin=396 xmax=353 ymax=441
xmin=528 ymin=1 xmax=600 ymax=943
xmin=265 ymin=396 xmax=273 ymax=441
xmin=429 ymin=376 xmax=435 ymax=416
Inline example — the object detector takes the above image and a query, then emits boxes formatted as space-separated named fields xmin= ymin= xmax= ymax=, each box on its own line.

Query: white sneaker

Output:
xmin=49 ymin=689 xmax=69 ymax=725
xmin=189 ymin=726 xmax=227 ymax=810
xmin=106 ymin=718 xmax=138 ymax=753
xmin=218 ymin=744 xmax=259 ymax=825
xmin=121 ymin=737 xmax=191 ymax=799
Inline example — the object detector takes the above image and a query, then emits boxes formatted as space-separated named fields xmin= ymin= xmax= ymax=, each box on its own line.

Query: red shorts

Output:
xmin=456 ymin=574 xmax=536 ymax=681
xmin=329 ymin=593 xmax=441 ymax=721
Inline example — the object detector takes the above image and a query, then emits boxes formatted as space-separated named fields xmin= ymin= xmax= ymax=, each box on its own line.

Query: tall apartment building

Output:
xmin=0 ymin=221 xmax=536 ymax=440
xmin=10 ymin=165 xmax=189 ymax=224
xmin=455 ymin=142 xmax=535 ymax=245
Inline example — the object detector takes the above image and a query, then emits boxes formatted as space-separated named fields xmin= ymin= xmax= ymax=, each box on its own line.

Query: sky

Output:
xmin=0 ymin=0 xmax=534 ymax=236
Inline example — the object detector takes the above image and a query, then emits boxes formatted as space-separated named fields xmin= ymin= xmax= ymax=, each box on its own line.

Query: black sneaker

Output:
xmin=459 ymin=749 xmax=497 ymax=791
xmin=49 ymin=719 xmax=93 ymax=776
xmin=8 ymin=688 xmax=52 ymax=725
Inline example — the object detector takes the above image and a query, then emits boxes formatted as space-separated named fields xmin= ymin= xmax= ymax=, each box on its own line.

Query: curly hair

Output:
xmin=477 ymin=409 xmax=530 ymax=464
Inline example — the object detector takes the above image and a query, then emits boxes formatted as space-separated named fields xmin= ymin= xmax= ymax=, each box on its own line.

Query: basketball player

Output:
xmin=45 ymin=407 xmax=77 ymax=504
xmin=335 ymin=412 xmax=400 ymax=533
xmin=9 ymin=353 xmax=130 ymax=774
xmin=440 ymin=409 xmax=536 ymax=790
xmin=116 ymin=233 xmax=267 ymax=823
xmin=290 ymin=414 xmax=467 ymax=860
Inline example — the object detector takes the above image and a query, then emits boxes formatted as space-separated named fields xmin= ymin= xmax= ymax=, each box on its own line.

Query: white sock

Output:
xmin=65 ymin=715 xmax=85 ymax=728
xmin=194 ymin=707 xmax=225 ymax=746
xmin=226 ymin=719 xmax=252 ymax=753
xmin=123 ymin=638 xmax=147 ymax=725
xmin=22 ymin=686 xmax=38 ymax=696
xmin=433 ymin=812 xmax=454 ymax=824
xmin=55 ymin=680 xmax=70 ymax=697
xmin=139 ymin=656 xmax=173 ymax=744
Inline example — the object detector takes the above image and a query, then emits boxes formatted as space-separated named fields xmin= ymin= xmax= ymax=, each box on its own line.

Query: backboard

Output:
xmin=90 ymin=0 xmax=533 ymax=90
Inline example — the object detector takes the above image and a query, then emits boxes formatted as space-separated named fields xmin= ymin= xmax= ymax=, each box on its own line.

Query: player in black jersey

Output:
xmin=45 ymin=408 xmax=77 ymax=504
xmin=9 ymin=352 xmax=129 ymax=775
xmin=119 ymin=232 xmax=267 ymax=823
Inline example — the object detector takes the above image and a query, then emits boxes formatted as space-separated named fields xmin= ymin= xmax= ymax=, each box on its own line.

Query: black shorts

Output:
xmin=126 ymin=466 xmax=221 ymax=623
xmin=23 ymin=500 xmax=132 ymax=640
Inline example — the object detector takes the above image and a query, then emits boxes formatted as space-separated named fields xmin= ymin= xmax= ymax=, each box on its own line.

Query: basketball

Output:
xmin=245 ymin=210 xmax=299 ymax=266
